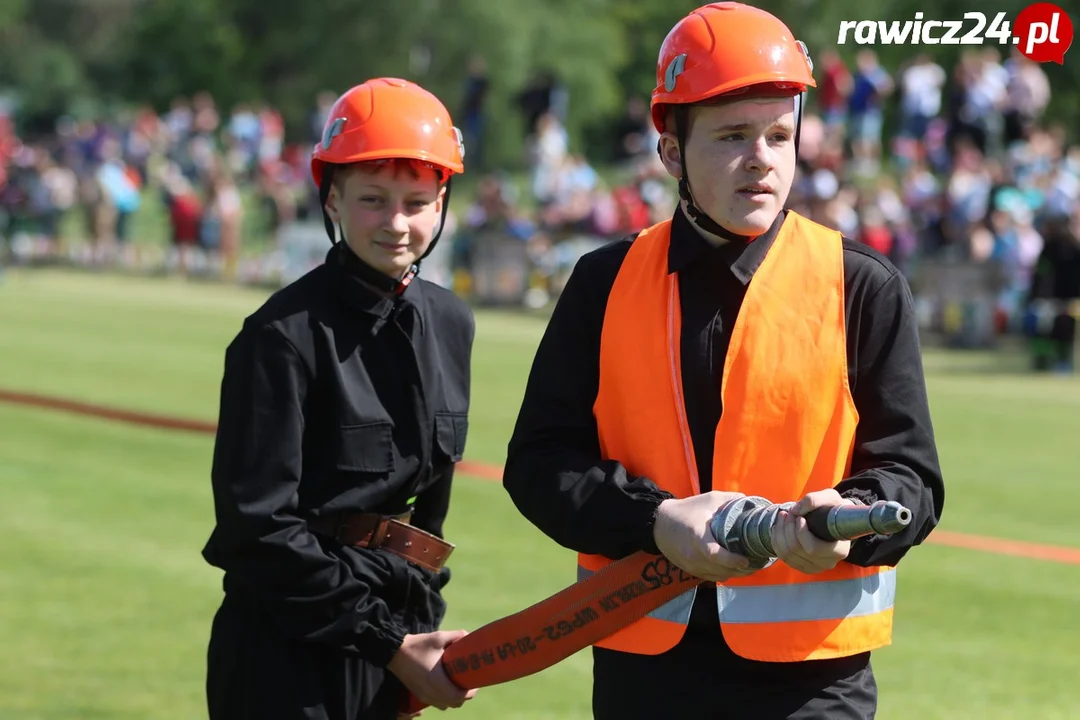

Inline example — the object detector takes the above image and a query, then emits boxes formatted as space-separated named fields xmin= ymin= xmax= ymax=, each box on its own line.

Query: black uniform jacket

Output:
xmin=505 ymin=205 xmax=945 ymax=568
xmin=202 ymin=242 xmax=474 ymax=667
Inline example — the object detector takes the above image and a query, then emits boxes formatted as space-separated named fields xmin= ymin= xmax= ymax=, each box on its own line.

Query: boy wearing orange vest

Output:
xmin=503 ymin=3 xmax=945 ymax=719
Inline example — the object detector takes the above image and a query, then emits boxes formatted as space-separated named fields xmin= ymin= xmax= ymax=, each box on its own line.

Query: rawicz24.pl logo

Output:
xmin=837 ymin=3 xmax=1074 ymax=64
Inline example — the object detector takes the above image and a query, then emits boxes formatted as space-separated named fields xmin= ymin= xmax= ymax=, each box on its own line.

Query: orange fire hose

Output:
xmin=400 ymin=550 xmax=700 ymax=713
xmin=400 ymin=498 xmax=912 ymax=713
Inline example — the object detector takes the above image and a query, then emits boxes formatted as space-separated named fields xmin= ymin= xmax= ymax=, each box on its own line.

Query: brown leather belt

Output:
xmin=308 ymin=510 xmax=454 ymax=573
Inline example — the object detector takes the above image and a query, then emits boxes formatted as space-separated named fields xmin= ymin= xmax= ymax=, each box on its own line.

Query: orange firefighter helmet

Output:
xmin=311 ymin=78 xmax=464 ymax=188
xmin=650 ymin=2 xmax=816 ymax=133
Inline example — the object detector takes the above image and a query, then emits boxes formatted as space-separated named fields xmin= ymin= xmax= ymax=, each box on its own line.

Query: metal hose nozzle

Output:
xmin=710 ymin=496 xmax=912 ymax=568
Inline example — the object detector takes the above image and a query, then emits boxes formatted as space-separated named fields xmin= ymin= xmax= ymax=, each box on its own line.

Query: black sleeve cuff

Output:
xmin=364 ymin=623 xmax=408 ymax=667
xmin=638 ymin=492 xmax=674 ymax=556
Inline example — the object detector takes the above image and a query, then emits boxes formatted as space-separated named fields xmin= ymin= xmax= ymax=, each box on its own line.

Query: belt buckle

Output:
xmin=366 ymin=515 xmax=394 ymax=550
xmin=377 ymin=508 xmax=414 ymax=548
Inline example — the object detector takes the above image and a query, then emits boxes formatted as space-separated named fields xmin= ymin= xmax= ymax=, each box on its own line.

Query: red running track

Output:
xmin=3 ymin=387 xmax=1079 ymax=566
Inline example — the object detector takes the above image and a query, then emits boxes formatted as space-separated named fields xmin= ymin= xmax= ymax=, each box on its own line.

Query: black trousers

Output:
xmin=206 ymin=592 xmax=404 ymax=720
xmin=592 ymin=586 xmax=878 ymax=720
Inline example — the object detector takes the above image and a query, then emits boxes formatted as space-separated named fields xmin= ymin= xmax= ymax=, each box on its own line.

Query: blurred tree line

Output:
xmin=0 ymin=0 xmax=1076 ymax=168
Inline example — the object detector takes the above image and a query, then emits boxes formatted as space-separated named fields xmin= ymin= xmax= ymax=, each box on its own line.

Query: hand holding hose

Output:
xmin=652 ymin=491 xmax=758 ymax=582
xmin=388 ymin=631 xmax=478 ymax=712
xmin=771 ymin=489 xmax=857 ymax=574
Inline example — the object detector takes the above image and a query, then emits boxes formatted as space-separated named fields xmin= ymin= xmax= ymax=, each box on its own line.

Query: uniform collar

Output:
xmin=327 ymin=243 xmax=425 ymax=335
xmin=667 ymin=205 xmax=786 ymax=285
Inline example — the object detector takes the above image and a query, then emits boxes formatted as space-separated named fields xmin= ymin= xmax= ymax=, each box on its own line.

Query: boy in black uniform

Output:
xmin=202 ymin=78 xmax=478 ymax=719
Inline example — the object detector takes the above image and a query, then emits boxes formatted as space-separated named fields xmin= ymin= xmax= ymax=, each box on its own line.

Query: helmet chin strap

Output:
xmin=319 ymin=167 xmax=454 ymax=296
xmin=671 ymin=93 xmax=804 ymax=241
xmin=319 ymin=168 xmax=337 ymax=246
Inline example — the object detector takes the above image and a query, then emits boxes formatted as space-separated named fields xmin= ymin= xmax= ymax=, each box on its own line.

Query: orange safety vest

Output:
xmin=582 ymin=211 xmax=896 ymax=662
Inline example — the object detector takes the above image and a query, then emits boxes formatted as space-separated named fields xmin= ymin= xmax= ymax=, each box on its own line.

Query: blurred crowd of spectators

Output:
xmin=780 ymin=47 xmax=1078 ymax=369
xmin=1 ymin=47 xmax=1078 ymax=366
xmin=0 ymin=92 xmax=310 ymax=278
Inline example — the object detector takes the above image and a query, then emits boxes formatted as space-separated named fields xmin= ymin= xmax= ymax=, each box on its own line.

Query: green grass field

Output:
xmin=2 ymin=267 xmax=1079 ymax=719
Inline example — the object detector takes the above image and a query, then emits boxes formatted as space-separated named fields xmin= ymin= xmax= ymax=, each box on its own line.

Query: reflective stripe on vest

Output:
xmin=579 ymin=563 xmax=897 ymax=618
xmin=718 ymin=568 xmax=896 ymax=623
xmin=584 ymin=212 xmax=896 ymax=661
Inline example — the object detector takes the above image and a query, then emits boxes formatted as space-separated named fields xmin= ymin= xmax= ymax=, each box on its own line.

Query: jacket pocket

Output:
xmin=434 ymin=412 xmax=468 ymax=463
xmin=335 ymin=422 xmax=395 ymax=473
